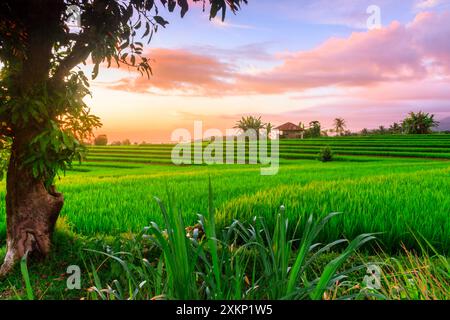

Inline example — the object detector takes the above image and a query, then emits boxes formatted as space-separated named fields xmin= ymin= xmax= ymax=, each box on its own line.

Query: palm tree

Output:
xmin=234 ymin=116 xmax=266 ymax=139
xmin=389 ymin=122 xmax=402 ymax=134
xmin=402 ymin=111 xmax=439 ymax=134
xmin=333 ymin=118 xmax=346 ymax=136
xmin=265 ymin=122 xmax=274 ymax=138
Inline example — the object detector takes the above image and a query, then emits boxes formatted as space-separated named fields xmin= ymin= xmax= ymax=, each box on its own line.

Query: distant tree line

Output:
xmin=90 ymin=111 xmax=443 ymax=146
xmin=360 ymin=111 xmax=440 ymax=135
xmin=92 ymin=135 xmax=134 ymax=146
xmin=111 ymin=139 xmax=132 ymax=146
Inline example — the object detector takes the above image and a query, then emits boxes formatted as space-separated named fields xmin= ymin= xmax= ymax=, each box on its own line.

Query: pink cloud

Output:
xmin=237 ymin=11 xmax=450 ymax=94
xmin=105 ymin=11 xmax=450 ymax=97
xmin=411 ymin=12 xmax=450 ymax=74
xmin=107 ymin=48 xmax=233 ymax=95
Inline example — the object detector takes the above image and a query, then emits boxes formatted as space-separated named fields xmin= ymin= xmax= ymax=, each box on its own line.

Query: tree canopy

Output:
xmin=402 ymin=111 xmax=439 ymax=134
xmin=234 ymin=115 xmax=266 ymax=138
xmin=333 ymin=118 xmax=346 ymax=136
xmin=0 ymin=0 xmax=248 ymax=184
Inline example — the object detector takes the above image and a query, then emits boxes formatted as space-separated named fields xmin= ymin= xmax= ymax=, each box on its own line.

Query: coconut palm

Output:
xmin=378 ymin=126 xmax=387 ymax=134
xmin=402 ymin=111 xmax=439 ymax=134
xmin=265 ymin=122 xmax=274 ymax=137
xmin=234 ymin=116 xmax=266 ymax=139
xmin=389 ymin=122 xmax=402 ymax=134
xmin=333 ymin=118 xmax=347 ymax=136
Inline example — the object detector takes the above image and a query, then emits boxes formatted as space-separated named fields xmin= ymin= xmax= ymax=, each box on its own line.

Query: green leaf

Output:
xmin=20 ymin=253 xmax=35 ymax=300
xmin=92 ymin=63 xmax=100 ymax=80
xmin=154 ymin=16 xmax=169 ymax=28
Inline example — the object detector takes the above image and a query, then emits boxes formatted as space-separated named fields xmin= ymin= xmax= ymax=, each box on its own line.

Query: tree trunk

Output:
xmin=0 ymin=138 xmax=64 ymax=277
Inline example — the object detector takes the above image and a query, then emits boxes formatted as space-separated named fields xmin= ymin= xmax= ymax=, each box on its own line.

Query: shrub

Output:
xmin=318 ymin=146 xmax=334 ymax=162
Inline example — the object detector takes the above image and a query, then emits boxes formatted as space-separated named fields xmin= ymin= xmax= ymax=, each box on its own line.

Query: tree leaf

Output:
xmin=154 ymin=16 xmax=169 ymax=28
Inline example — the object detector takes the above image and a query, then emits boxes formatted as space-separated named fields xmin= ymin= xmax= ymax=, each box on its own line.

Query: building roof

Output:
xmin=275 ymin=122 xmax=302 ymax=131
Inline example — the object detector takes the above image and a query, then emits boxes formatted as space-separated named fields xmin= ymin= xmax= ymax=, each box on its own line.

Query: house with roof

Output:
xmin=275 ymin=122 xmax=305 ymax=139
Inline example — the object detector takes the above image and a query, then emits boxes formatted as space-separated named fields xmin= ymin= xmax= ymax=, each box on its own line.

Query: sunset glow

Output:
xmin=85 ymin=0 xmax=450 ymax=142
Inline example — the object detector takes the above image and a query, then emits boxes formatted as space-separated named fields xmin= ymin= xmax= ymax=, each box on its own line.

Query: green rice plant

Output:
xmin=217 ymin=166 xmax=450 ymax=253
xmin=85 ymin=135 xmax=450 ymax=165
xmin=2 ymin=137 xmax=450 ymax=253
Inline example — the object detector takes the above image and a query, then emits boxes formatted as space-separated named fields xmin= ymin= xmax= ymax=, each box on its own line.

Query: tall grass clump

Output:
xmin=86 ymin=182 xmax=376 ymax=300
xmin=378 ymin=235 xmax=450 ymax=300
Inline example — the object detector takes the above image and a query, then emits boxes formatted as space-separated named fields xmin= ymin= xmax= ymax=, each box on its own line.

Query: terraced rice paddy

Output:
xmin=85 ymin=135 xmax=450 ymax=163
xmin=1 ymin=134 xmax=449 ymax=253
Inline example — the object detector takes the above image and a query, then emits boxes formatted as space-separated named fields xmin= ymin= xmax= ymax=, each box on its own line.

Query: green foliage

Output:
xmin=85 ymin=188 xmax=374 ymax=300
xmin=389 ymin=122 xmax=403 ymax=134
xmin=26 ymin=123 xmax=87 ymax=186
xmin=148 ymin=195 xmax=200 ymax=300
xmin=82 ymin=135 xmax=450 ymax=163
xmin=2 ymin=157 xmax=448 ymax=300
xmin=305 ymin=121 xmax=321 ymax=138
xmin=20 ymin=253 xmax=34 ymax=300
xmin=2 ymin=135 xmax=445 ymax=252
xmin=402 ymin=111 xmax=439 ymax=134
xmin=265 ymin=122 xmax=274 ymax=136
xmin=354 ymin=234 xmax=450 ymax=300
xmin=234 ymin=115 xmax=266 ymax=137
xmin=318 ymin=146 xmax=333 ymax=162
xmin=6 ymin=230 xmax=448 ymax=300
xmin=238 ymin=210 xmax=375 ymax=300
xmin=333 ymin=118 xmax=347 ymax=136
xmin=1 ymin=135 xmax=448 ymax=300
xmin=1 ymin=67 xmax=101 ymax=185
xmin=361 ymin=122 xmax=404 ymax=135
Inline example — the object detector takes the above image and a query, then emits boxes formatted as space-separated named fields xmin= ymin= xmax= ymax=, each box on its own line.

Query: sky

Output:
xmin=85 ymin=0 xmax=450 ymax=143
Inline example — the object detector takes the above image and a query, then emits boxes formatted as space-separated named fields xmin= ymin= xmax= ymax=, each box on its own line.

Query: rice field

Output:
xmin=85 ymin=134 xmax=450 ymax=164
xmin=1 ymin=134 xmax=449 ymax=253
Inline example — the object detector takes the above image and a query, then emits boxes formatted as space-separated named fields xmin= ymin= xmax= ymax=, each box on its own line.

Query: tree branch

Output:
xmin=51 ymin=38 xmax=91 ymax=83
